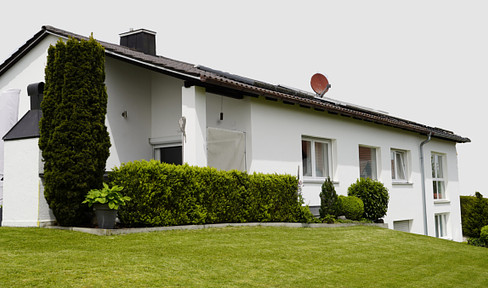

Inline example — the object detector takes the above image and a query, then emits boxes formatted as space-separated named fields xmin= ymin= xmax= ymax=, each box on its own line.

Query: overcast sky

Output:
xmin=1 ymin=0 xmax=486 ymax=195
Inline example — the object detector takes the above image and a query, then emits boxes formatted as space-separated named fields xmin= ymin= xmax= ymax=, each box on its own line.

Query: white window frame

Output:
xmin=431 ymin=153 xmax=447 ymax=200
xmin=359 ymin=146 xmax=378 ymax=180
xmin=434 ymin=213 xmax=449 ymax=238
xmin=302 ymin=137 xmax=332 ymax=180
xmin=391 ymin=149 xmax=408 ymax=183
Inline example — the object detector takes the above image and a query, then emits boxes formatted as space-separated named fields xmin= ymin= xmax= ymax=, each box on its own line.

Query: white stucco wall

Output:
xmin=2 ymin=138 xmax=54 ymax=227
xmin=244 ymin=96 xmax=463 ymax=241
xmin=151 ymin=72 xmax=183 ymax=140
xmin=182 ymin=86 xmax=207 ymax=166
xmin=104 ymin=57 xmax=153 ymax=169
xmin=0 ymin=36 xmax=58 ymax=117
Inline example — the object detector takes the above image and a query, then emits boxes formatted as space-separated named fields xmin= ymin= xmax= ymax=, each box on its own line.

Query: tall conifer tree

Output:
xmin=40 ymin=36 xmax=110 ymax=226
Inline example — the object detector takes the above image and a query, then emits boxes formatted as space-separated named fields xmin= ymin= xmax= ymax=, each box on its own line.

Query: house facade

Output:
xmin=0 ymin=26 xmax=469 ymax=241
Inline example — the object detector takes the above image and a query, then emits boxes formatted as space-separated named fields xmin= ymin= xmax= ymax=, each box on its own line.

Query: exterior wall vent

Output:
xmin=119 ymin=29 xmax=156 ymax=55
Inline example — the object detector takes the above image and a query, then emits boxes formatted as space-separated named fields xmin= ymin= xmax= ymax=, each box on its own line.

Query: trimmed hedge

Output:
xmin=460 ymin=193 xmax=488 ymax=238
xmin=109 ymin=160 xmax=310 ymax=227
xmin=337 ymin=195 xmax=364 ymax=221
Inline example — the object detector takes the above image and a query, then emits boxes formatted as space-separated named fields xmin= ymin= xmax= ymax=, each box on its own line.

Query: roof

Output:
xmin=0 ymin=25 xmax=470 ymax=143
xmin=2 ymin=110 xmax=42 ymax=141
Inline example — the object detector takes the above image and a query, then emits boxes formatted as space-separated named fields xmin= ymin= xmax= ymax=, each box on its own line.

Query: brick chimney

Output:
xmin=119 ymin=29 xmax=156 ymax=55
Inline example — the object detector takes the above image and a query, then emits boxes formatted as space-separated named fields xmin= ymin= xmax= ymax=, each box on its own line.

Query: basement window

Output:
xmin=435 ymin=213 xmax=449 ymax=238
xmin=393 ymin=220 xmax=412 ymax=233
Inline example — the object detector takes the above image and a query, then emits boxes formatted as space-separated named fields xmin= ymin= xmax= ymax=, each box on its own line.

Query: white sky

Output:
xmin=1 ymin=0 xmax=486 ymax=195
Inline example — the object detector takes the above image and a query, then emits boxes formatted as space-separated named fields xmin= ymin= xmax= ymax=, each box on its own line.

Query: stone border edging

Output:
xmin=46 ymin=222 xmax=388 ymax=236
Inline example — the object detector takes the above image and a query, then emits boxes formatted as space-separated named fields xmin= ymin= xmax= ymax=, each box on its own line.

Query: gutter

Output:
xmin=419 ymin=132 xmax=432 ymax=236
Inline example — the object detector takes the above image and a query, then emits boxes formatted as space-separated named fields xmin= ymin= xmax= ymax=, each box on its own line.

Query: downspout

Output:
xmin=419 ymin=132 xmax=432 ymax=236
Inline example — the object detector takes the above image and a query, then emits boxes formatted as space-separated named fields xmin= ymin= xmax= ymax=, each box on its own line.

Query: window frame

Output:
xmin=434 ymin=213 xmax=449 ymax=238
xmin=431 ymin=153 xmax=447 ymax=200
xmin=359 ymin=145 xmax=378 ymax=180
xmin=391 ymin=149 xmax=408 ymax=183
xmin=301 ymin=137 xmax=332 ymax=180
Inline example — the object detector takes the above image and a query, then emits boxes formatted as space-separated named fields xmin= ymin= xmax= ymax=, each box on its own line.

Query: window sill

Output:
xmin=434 ymin=199 xmax=451 ymax=205
xmin=392 ymin=181 xmax=413 ymax=186
xmin=303 ymin=178 xmax=338 ymax=185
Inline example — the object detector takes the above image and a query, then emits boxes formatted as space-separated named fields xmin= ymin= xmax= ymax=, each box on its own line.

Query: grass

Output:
xmin=0 ymin=225 xmax=487 ymax=287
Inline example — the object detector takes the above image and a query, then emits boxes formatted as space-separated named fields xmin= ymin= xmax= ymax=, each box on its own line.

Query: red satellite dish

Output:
xmin=310 ymin=73 xmax=330 ymax=97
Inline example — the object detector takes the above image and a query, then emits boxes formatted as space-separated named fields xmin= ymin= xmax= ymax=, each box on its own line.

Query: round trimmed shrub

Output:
xmin=348 ymin=178 xmax=389 ymax=221
xmin=338 ymin=195 xmax=364 ymax=221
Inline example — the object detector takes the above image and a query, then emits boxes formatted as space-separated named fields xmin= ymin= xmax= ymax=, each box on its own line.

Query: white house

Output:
xmin=0 ymin=26 xmax=470 ymax=241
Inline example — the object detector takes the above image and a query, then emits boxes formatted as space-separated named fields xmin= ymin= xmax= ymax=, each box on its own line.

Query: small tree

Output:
xmin=319 ymin=177 xmax=339 ymax=218
xmin=40 ymin=36 xmax=111 ymax=226
xmin=348 ymin=178 xmax=389 ymax=221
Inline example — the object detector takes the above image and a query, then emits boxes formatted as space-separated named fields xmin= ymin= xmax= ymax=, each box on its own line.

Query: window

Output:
xmin=431 ymin=153 xmax=446 ymax=200
xmin=359 ymin=146 xmax=377 ymax=179
xmin=435 ymin=213 xmax=448 ymax=238
xmin=302 ymin=138 xmax=331 ymax=178
xmin=155 ymin=145 xmax=182 ymax=165
xmin=391 ymin=150 xmax=407 ymax=182
xmin=393 ymin=220 xmax=411 ymax=233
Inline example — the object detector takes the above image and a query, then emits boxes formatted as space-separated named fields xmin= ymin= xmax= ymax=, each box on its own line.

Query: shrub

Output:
xmin=109 ymin=160 xmax=306 ymax=227
xmin=468 ymin=237 xmax=487 ymax=248
xmin=321 ymin=214 xmax=335 ymax=224
xmin=337 ymin=195 xmax=364 ymax=221
xmin=319 ymin=177 xmax=339 ymax=218
xmin=462 ymin=192 xmax=488 ymax=238
xmin=480 ymin=225 xmax=488 ymax=245
xmin=347 ymin=178 xmax=389 ymax=221
xmin=82 ymin=183 xmax=131 ymax=210
xmin=40 ymin=36 xmax=110 ymax=226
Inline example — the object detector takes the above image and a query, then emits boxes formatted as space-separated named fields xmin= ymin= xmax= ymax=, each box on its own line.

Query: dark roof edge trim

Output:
xmin=3 ymin=135 xmax=40 ymax=141
xmin=201 ymin=75 xmax=471 ymax=143
xmin=0 ymin=29 xmax=48 ymax=77
xmin=104 ymin=50 xmax=200 ymax=81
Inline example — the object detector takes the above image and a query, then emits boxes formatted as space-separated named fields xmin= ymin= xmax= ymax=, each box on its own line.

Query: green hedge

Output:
xmin=460 ymin=193 xmax=488 ymax=238
xmin=109 ymin=160 xmax=310 ymax=227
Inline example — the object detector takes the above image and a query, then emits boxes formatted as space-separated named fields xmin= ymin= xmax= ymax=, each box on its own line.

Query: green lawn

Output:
xmin=0 ymin=225 xmax=487 ymax=287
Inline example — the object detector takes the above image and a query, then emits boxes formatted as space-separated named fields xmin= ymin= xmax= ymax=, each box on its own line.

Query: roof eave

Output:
xmin=0 ymin=29 xmax=49 ymax=77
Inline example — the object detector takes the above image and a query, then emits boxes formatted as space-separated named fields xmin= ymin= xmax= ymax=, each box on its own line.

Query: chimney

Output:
xmin=119 ymin=29 xmax=156 ymax=55
xmin=27 ymin=82 xmax=44 ymax=110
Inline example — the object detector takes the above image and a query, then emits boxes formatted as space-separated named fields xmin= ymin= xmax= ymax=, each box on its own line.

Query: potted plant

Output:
xmin=82 ymin=183 xmax=130 ymax=229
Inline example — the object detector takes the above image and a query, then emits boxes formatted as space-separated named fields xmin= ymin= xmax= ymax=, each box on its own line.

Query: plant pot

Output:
xmin=94 ymin=204 xmax=117 ymax=229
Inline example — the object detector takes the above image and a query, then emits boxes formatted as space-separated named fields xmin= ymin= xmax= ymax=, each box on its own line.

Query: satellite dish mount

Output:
xmin=310 ymin=73 xmax=331 ymax=97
